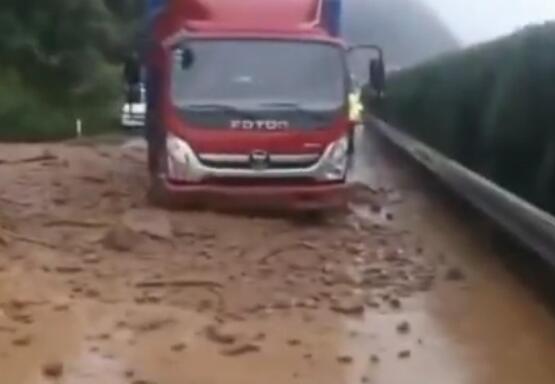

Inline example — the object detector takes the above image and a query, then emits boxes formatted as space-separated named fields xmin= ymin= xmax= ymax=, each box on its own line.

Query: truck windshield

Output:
xmin=171 ymin=39 xmax=346 ymax=111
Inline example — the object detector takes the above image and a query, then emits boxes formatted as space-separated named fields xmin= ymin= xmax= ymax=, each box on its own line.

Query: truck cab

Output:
xmin=127 ymin=0 xmax=385 ymax=211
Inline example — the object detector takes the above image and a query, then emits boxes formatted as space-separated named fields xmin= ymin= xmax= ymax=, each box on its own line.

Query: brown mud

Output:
xmin=0 ymin=128 xmax=553 ymax=384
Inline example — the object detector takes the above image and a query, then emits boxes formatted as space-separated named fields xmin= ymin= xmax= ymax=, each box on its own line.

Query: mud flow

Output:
xmin=0 ymin=129 xmax=553 ymax=384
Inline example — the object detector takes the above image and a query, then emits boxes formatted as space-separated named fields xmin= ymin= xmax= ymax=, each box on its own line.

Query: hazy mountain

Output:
xmin=342 ymin=0 xmax=460 ymax=69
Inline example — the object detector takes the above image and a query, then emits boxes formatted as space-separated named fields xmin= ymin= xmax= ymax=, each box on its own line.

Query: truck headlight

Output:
xmin=166 ymin=134 xmax=192 ymax=180
xmin=319 ymin=136 xmax=349 ymax=181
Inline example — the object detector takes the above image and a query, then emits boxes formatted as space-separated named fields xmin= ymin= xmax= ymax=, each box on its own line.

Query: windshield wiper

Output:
xmin=181 ymin=103 xmax=258 ymax=119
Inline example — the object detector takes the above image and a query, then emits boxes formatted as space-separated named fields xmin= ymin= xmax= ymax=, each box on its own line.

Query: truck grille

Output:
xmin=197 ymin=153 xmax=320 ymax=170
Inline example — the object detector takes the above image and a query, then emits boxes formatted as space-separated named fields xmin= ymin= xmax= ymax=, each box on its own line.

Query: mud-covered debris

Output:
xmin=398 ymin=350 xmax=411 ymax=359
xmin=12 ymin=335 xmax=32 ymax=346
xmin=365 ymin=294 xmax=380 ymax=308
xmin=300 ymin=241 xmax=318 ymax=250
xmin=396 ymin=321 xmax=411 ymax=334
xmin=330 ymin=297 xmax=365 ymax=316
xmin=348 ymin=330 xmax=360 ymax=338
xmin=361 ymin=376 xmax=370 ymax=383
xmin=389 ymin=298 xmax=402 ymax=310
xmin=2 ymin=230 xmax=57 ymax=249
xmin=136 ymin=279 xmax=222 ymax=290
xmin=387 ymin=190 xmax=404 ymax=204
xmin=272 ymin=293 xmax=295 ymax=310
xmin=42 ymin=361 xmax=64 ymax=378
xmin=13 ymin=314 xmax=34 ymax=324
xmin=171 ymin=342 xmax=187 ymax=352
xmin=354 ymin=256 xmax=365 ymax=265
xmin=334 ymin=266 xmax=363 ymax=286
xmin=132 ymin=380 xmax=155 ymax=384
xmin=124 ymin=369 xmax=135 ymax=378
xmin=220 ymin=343 xmax=260 ymax=357
xmin=136 ymin=318 xmax=176 ymax=333
xmin=52 ymin=196 xmax=69 ymax=206
xmin=322 ymin=263 xmax=335 ymax=274
xmin=9 ymin=299 xmax=28 ymax=311
xmin=55 ymin=266 xmax=83 ymax=274
xmin=302 ymin=312 xmax=315 ymax=323
xmin=303 ymin=353 xmax=313 ymax=360
xmin=385 ymin=212 xmax=394 ymax=221
xmin=370 ymin=203 xmax=382 ymax=213
xmin=284 ymin=274 xmax=296 ymax=285
xmin=370 ymin=354 xmax=380 ymax=364
xmin=287 ymin=339 xmax=302 ymax=347
xmin=122 ymin=209 xmax=173 ymax=240
xmin=0 ymin=232 xmax=10 ymax=247
xmin=102 ymin=224 xmax=141 ymax=252
xmin=83 ymin=254 xmax=101 ymax=264
xmin=95 ymin=333 xmax=111 ymax=341
xmin=0 ymin=325 xmax=17 ymax=334
xmin=337 ymin=355 xmax=353 ymax=364
xmin=445 ymin=267 xmax=466 ymax=282
xmin=345 ymin=243 xmax=365 ymax=256
xmin=254 ymin=332 xmax=266 ymax=341
xmin=80 ymin=174 xmax=108 ymax=184
xmin=46 ymin=219 xmax=109 ymax=228
xmin=205 ymin=324 xmax=237 ymax=345
xmin=300 ymin=298 xmax=318 ymax=309
xmin=84 ymin=288 xmax=100 ymax=298
xmin=13 ymin=150 xmax=58 ymax=165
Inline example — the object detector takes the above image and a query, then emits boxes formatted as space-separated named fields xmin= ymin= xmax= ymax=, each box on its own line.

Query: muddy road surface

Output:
xmin=0 ymin=128 xmax=553 ymax=384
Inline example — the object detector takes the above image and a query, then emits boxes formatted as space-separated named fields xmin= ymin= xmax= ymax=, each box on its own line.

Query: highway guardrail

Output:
xmin=371 ymin=118 xmax=555 ymax=268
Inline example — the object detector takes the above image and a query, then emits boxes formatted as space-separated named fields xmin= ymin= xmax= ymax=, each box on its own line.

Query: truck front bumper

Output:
xmin=157 ymin=178 xmax=351 ymax=212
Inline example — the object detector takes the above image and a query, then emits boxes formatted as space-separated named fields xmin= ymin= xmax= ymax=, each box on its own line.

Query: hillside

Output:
xmin=343 ymin=0 xmax=460 ymax=68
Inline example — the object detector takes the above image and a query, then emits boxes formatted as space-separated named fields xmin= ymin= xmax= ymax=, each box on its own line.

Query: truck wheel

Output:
xmin=148 ymin=175 xmax=175 ymax=209
xmin=147 ymin=140 xmax=160 ymax=175
xmin=146 ymin=123 xmax=165 ymax=175
xmin=146 ymin=127 xmax=173 ymax=208
xmin=347 ymin=130 xmax=355 ymax=155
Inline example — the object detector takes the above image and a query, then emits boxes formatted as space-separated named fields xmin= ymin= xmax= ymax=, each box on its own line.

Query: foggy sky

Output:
xmin=421 ymin=0 xmax=555 ymax=45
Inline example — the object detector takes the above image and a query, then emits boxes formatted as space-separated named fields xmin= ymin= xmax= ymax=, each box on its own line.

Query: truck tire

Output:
xmin=348 ymin=130 xmax=355 ymax=155
xmin=346 ymin=130 xmax=355 ymax=172
xmin=146 ymin=122 xmax=173 ymax=208
xmin=147 ymin=176 xmax=173 ymax=208
xmin=147 ymin=140 xmax=161 ymax=175
xmin=146 ymin=121 xmax=165 ymax=175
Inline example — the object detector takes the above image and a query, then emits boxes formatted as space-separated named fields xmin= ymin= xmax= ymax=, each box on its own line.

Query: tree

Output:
xmin=0 ymin=0 xmax=143 ymax=140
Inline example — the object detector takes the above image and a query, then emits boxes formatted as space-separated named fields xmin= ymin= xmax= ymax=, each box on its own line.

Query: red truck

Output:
xmin=125 ymin=0 xmax=385 ymax=211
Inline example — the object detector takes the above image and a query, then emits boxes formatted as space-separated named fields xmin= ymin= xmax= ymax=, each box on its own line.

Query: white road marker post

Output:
xmin=76 ymin=118 xmax=83 ymax=138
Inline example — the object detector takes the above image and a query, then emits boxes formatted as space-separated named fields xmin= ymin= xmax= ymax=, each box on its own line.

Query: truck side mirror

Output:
xmin=370 ymin=58 xmax=386 ymax=93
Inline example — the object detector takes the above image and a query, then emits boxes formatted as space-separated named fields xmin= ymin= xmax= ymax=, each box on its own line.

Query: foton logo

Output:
xmin=230 ymin=120 xmax=290 ymax=131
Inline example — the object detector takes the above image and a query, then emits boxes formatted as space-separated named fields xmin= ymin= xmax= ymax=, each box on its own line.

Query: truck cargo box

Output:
xmin=150 ymin=0 xmax=341 ymax=37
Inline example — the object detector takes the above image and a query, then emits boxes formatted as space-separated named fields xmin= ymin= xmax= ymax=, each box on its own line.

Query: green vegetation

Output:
xmin=381 ymin=23 xmax=555 ymax=213
xmin=0 ymin=0 xmax=142 ymax=141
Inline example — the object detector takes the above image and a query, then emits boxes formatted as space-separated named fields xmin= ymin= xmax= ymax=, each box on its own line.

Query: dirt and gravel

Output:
xmin=0 ymin=128 xmax=554 ymax=384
